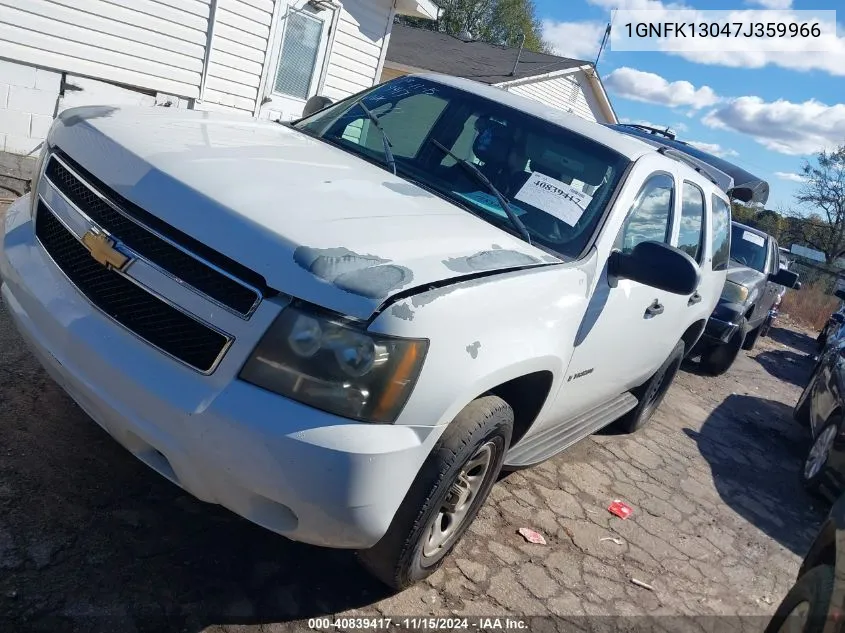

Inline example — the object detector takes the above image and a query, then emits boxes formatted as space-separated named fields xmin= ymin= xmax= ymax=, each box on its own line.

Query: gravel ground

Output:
xmin=0 ymin=199 xmax=829 ymax=633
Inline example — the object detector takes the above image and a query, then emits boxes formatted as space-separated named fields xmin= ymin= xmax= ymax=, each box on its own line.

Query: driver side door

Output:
xmin=546 ymin=165 xmax=683 ymax=422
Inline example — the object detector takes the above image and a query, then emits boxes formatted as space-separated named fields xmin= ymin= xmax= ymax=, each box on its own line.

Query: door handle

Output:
xmin=644 ymin=299 xmax=664 ymax=318
xmin=688 ymin=292 xmax=702 ymax=306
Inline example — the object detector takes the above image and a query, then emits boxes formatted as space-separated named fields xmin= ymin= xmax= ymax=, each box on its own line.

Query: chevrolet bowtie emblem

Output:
xmin=81 ymin=230 xmax=130 ymax=271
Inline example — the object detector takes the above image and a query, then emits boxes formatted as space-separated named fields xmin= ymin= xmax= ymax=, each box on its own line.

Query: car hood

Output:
xmin=49 ymin=106 xmax=558 ymax=319
xmin=726 ymin=262 xmax=766 ymax=288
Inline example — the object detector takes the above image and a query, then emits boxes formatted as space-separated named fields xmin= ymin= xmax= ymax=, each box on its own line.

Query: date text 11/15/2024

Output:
xmin=307 ymin=617 xmax=529 ymax=630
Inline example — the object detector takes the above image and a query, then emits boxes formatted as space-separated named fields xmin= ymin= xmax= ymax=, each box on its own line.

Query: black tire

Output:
xmin=803 ymin=416 xmax=841 ymax=495
xmin=742 ymin=322 xmax=763 ymax=350
xmin=794 ymin=394 xmax=812 ymax=426
xmin=761 ymin=315 xmax=774 ymax=338
xmin=764 ymin=565 xmax=835 ymax=633
xmin=357 ymin=396 xmax=513 ymax=590
xmin=700 ymin=317 xmax=747 ymax=376
xmin=618 ymin=340 xmax=684 ymax=434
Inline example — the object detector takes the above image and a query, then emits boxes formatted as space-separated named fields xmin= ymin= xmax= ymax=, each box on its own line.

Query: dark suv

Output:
xmin=698 ymin=222 xmax=800 ymax=375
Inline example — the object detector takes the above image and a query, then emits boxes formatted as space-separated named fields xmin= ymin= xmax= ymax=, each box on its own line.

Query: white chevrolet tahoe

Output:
xmin=1 ymin=74 xmax=731 ymax=589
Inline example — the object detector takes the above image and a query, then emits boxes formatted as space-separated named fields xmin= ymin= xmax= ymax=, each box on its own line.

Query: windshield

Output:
xmin=730 ymin=224 xmax=768 ymax=272
xmin=293 ymin=76 xmax=630 ymax=259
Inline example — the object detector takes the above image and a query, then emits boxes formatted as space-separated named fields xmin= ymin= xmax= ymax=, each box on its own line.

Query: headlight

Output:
xmin=240 ymin=304 xmax=428 ymax=423
xmin=721 ymin=281 xmax=749 ymax=304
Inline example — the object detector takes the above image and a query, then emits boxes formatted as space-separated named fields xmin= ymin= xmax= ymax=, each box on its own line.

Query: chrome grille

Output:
xmin=45 ymin=154 xmax=263 ymax=316
xmin=35 ymin=203 xmax=232 ymax=373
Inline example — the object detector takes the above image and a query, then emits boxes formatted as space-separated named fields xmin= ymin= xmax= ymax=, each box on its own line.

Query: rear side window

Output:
xmin=616 ymin=173 xmax=675 ymax=253
xmin=679 ymin=182 xmax=705 ymax=262
xmin=711 ymin=195 xmax=731 ymax=271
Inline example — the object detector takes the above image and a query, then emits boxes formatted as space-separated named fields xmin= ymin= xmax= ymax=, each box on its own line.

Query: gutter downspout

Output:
xmin=581 ymin=64 xmax=617 ymax=124
xmin=196 ymin=0 xmax=219 ymax=104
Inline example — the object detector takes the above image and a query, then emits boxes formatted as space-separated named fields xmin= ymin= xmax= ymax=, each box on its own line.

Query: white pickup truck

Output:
xmin=1 ymin=74 xmax=731 ymax=589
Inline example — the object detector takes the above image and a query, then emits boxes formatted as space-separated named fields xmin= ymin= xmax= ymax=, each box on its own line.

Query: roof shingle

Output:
xmin=385 ymin=24 xmax=590 ymax=85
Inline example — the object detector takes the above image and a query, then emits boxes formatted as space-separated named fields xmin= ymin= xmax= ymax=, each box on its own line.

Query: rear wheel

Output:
xmin=700 ymin=317 xmax=747 ymax=376
xmin=357 ymin=396 xmax=512 ymax=590
xmin=764 ymin=565 xmax=835 ymax=633
xmin=618 ymin=340 xmax=684 ymax=433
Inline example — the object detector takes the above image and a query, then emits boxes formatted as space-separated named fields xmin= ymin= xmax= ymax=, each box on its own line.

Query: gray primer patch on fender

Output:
xmin=466 ymin=341 xmax=481 ymax=359
xmin=542 ymin=254 xmax=562 ymax=263
xmin=443 ymin=250 xmax=540 ymax=273
xmin=390 ymin=303 xmax=415 ymax=321
xmin=294 ymin=246 xmax=414 ymax=299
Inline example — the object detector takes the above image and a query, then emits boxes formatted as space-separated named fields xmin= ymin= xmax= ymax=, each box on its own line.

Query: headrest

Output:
xmin=473 ymin=118 xmax=513 ymax=166
xmin=525 ymin=134 xmax=606 ymax=185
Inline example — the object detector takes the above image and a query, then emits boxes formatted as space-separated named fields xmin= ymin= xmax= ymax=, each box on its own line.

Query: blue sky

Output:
xmin=535 ymin=0 xmax=845 ymax=211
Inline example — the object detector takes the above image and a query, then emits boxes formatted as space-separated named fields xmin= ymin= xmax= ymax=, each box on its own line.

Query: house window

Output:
xmin=274 ymin=10 xmax=324 ymax=100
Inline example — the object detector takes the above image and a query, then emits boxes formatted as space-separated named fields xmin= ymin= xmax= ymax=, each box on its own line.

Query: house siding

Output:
xmin=321 ymin=0 xmax=393 ymax=101
xmin=201 ymin=0 xmax=274 ymax=113
xmin=0 ymin=0 xmax=210 ymax=99
xmin=504 ymin=73 xmax=597 ymax=122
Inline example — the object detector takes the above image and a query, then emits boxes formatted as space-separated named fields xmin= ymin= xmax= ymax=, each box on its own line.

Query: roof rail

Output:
xmin=657 ymin=146 xmax=733 ymax=191
xmin=616 ymin=123 xmax=679 ymax=141
xmin=607 ymin=123 xmax=770 ymax=205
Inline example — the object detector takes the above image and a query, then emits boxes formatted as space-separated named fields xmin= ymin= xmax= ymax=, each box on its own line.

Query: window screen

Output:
xmin=274 ymin=11 xmax=323 ymax=100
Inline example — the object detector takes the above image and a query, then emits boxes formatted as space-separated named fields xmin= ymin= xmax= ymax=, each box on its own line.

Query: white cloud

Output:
xmin=775 ymin=171 xmax=806 ymax=182
xmin=541 ymin=20 xmax=606 ymax=60
xmin=604 ymin=67 xmax=720 ymax=109
xmin=687 ymin=141 xmax=739 ymax=158
xmin=703 ymin=97 xmax=845 ymax=155
xmin=746 ymin=0 xmax=793 ymax=9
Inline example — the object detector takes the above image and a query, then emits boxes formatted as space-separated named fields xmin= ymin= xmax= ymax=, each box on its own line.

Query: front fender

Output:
xmin=369 ymin=259 xmax=592 ymax=430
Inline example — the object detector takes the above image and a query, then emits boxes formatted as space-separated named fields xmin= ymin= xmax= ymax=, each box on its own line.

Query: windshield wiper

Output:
xmin=430 ymin=139 xmax=531 ymax=245
xmin=358 ymin=102 xmax=396 ymax=176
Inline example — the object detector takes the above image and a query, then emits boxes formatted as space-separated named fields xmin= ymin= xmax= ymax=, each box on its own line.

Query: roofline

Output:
xmin=492 ymin=67 xmax=582 ymax=88
xmin=580 ymin=66 xmax=618 ymax=124
xmin=384 ymin=60 xmax=433 ymax=75
xmin=394 ymin=0 xmax=439 ymax=20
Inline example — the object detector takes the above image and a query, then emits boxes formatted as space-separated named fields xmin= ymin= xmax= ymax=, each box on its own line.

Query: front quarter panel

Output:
xmin=369 ymin=258 xmax=594 ymax=431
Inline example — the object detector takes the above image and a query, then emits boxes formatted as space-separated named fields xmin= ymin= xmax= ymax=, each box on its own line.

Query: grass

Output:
xmin=780 ymin=280 xmax=840 ymax=330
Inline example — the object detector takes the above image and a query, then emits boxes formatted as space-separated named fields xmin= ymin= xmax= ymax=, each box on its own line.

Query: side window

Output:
xmin=616 ymin=173 xmax=674 ymax=253
xmin=711 ymin=195 xmax=731 ymax=271
xmin=678 ymin=182 xmax=705 ymax=261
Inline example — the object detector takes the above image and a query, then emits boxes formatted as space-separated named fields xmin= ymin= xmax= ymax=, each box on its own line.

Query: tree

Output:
xmin=793 ymin=145 xmax=845 ymax=264
xmin=396 ymin=0 xmax=550 ymax=53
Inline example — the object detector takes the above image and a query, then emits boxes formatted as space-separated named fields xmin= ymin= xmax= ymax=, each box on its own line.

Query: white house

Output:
xmin=0 ymin=0 xmax=437 ymax=157
xmin=381 ymin=24 xmax=618 ymax=125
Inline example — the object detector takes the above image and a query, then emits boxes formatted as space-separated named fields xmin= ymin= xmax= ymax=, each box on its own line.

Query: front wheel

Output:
xmin=764 ymin=565 xmax=835 ymax=633
xmin=618 ymin=340 xmax=684 ymax=433
xmin=357 ymin=396 xmax=513 ymax=590
xmin=803 ymin=416 xmax=840 ymax=495
xmin=700 ymin=317 xmax=747 ymax=376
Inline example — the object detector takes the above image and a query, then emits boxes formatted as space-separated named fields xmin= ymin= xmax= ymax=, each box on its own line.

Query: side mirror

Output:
xmin=608 ymin=241 xmax=700 ymax=295
xmin=769 ymin=268 xmax=799 ymax=289
xmin=302 ymin=95 xmax=333 ymax=118
xmin=832 ymin=312 xmax=845 ymax=324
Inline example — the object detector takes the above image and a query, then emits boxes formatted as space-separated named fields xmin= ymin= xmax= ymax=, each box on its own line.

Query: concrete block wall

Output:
xmin=0 ymin=59 xmax=61 ymax=156
xmin=0 ymin=58 xmax=193 ymax=158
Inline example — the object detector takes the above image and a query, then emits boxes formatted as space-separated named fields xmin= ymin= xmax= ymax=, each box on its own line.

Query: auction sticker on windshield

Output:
xmin=515 ymin=172 xmax=592 ymax=226
xmin=742 ymin=230 xmax=765 ymax=247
